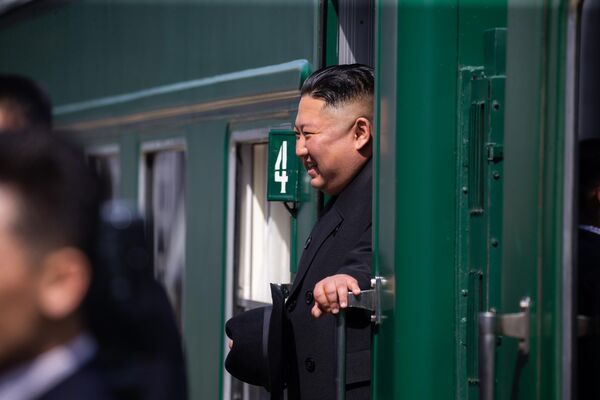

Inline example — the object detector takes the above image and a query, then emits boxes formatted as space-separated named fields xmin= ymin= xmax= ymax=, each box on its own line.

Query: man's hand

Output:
xmin=311 ymin=274 xmax=361 ymax=318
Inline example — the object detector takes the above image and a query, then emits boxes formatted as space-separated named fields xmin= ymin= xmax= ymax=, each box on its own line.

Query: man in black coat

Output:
xmin=287 ymin=64 xmax=373 ymax=399
xmin=0 ymin=133 xmax=114 ymax=400
xmin=578 ymin=138 xmax=600 ymax=399
xmin=226 ymin=64 xmax=374 ymax=399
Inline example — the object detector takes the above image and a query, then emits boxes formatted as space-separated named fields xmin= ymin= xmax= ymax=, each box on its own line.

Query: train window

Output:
xmin=140 ymin=139 xmax=186 ymax=327
xmin=236 ymin=142 xmax=291 ymax=306
xmin=338 ymin=0 xmax=375 ymax=66
xmin=224 ymin=128 xmax=292 ymax=400
xmin=87 ymin=145 xmax=120 ymax=202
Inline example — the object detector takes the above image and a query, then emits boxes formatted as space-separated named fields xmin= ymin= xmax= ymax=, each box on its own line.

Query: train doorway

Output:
xmin=224 ymin=128 xmax=292 ymax=400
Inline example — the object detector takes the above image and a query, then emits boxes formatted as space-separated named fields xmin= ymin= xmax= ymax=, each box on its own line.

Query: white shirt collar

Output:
xmin=580 ymin=225 xmax=600 ymax=236
xmin=0 ymin=332 xmax=97 ymax=400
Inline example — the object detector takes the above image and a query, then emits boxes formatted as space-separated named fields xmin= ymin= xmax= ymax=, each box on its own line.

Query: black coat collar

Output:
xmin=290 ymin=158 xmax=372 ymax=297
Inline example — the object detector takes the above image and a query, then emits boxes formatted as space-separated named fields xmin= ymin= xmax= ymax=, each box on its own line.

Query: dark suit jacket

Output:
xmin=36 ymin=358 xmax=115 ymax=400
xmin=285 ymin=159 xmax=373 ymax=400
xmin=578 ymin=228 xmax=600 ymax=399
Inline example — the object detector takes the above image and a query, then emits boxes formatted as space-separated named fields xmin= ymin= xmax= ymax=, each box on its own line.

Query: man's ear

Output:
xmin=353 ymin=117 xmax=372 ymax=151
xmin=37 ymin=248 xmax=91 ymax=320
xmin=595 ymin=186 xmax=600 ymax=204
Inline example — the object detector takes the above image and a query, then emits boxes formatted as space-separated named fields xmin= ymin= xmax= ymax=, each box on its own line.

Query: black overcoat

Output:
xmin=285 ymin=158 xmax=373 ymax=400
xmin=578 ymin=228 xmax=600 ymax=399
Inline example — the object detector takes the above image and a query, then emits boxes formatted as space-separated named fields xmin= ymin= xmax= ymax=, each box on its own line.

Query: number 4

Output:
xmin=274 ymin=141 xmax=288 ymax=194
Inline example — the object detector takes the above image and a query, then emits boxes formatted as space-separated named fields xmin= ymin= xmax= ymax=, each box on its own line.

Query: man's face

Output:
xmin=295 ymin=96 xmax=365 ymax=196
xmin=0 ymin=185 xmax=43 ymax=371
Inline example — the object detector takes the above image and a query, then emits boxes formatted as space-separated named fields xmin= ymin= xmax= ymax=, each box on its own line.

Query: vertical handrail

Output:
xmin=478 ymin=298 xmax=530 ymax=400
xmin=336 ymin=308 xmax=347 ymax=400
xmin=479 ymin=312 xmax=497 ymax=400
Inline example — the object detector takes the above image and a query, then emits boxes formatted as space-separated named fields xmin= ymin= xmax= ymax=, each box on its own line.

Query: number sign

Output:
xmin=267 ymin=129 xmax=299 ymax=202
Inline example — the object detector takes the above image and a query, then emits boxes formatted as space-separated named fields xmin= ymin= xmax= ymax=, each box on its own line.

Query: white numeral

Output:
xmin=274 ymin=141 xmax=288 ymax=193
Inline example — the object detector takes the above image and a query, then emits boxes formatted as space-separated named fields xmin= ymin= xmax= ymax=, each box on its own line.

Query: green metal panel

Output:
xmin=0 ymin=0 xmax=319 ymax=108
xmin=375 ymin=1 xmax=507 ymax=399
xmin=374 ymin=0 xmax=458 ymax=398
xmin=497 ymin=1 xmax=568 ymax=399
xmin=119 ymin=134 xmax=140 ymax=202
xmin=183 ymin=121 xmax=227 ymax=400
xmin=324 ymin=0 xmax=339 ymax=67
xmin=456 ymin=28 xmax=507 ymax=400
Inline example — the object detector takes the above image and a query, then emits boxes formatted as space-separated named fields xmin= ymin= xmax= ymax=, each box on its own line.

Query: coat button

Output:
xmin=287 ymin=299 xmax=297 ymax=313
xmin=305 ymin=290 xmax=313 ymax=305
xmin=305 ymin=357 xmax=315 ymax=373
xmin=304 ymin=235 xmax=312 ymax=249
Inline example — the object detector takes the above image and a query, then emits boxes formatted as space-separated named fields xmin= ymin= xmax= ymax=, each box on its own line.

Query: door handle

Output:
xmin=478 ymin=297 xmax=531 ymax=400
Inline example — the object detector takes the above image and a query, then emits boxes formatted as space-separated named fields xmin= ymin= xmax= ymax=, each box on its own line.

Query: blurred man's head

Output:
xmin=0 ymin=133 xmax=100 ymax=372
xmin=0 ymin=75 xmax=52 ymax=133
xmin=580 ymin=139 xmax=600 ymax=226
xmin=295 ymin=64 xmax=374 ymax=196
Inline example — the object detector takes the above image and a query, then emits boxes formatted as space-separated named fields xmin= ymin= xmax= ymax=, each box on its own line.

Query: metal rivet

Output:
xmin=462 ymin=186 xmax=468 ymax=194
xmin=491 ymin=238 xmax=499 ymax=247
xmin=461 ymin=289 xmax=468 ymax=297
xmin=493 ymin=172 xmax=501 ymax=180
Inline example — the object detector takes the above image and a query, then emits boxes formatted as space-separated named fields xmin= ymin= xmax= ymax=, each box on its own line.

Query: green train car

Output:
xmin=0 ymin=0 xmax=598 ymax=399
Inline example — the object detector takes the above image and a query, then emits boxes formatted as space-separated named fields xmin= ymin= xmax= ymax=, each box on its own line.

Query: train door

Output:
xmin=139 ymin=139 xmax=187 ymax=326
xmin=373 ymin=1 xmax=573 ymax=399
xmin=485 ymin=2 xmax=578 ymax=399
xmin=223 ymin=127 xmax=292 ymax=400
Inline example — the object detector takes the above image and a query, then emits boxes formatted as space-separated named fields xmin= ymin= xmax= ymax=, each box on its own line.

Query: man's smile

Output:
xmin=304 ymin=160 xmax=318 ymax=177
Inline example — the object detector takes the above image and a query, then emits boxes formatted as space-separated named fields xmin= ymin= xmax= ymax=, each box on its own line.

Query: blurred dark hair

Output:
xmin=579 ymin=138 xmax=600 ymax=224
xmin=300 ymin=64 xmax=374 ymax=109
xmin=0 ymin=132 xmax=100 ymax=257
xmin=0 ymin=74 xmax=52 ymax=132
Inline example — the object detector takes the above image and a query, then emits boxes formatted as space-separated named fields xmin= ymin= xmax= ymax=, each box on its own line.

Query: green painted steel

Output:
xmin=0 ymin=1 xmax=318 ymax=109
xmin=456 ymin=27 xmax=507 ymax=400
xmin=374 ymin=0 xmax=459 ymax=398
xmin=498 ymin=1 xmax=568 ymax=399
xmin=324 ymin=0 xmax=339 ymax=67
xmin=184 ymin=121 xmax=228 ymax=400
xmin=375 ymin=1 xmax=508 ymax=399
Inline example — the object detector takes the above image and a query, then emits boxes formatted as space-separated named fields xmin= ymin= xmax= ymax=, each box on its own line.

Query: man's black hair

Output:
xmin=0 ymin=132 xmax=100 ymax=256
xmin=300 ymin=64 xmax=374 ymax=108
xmin=0 ymin=74 xmax=52 ymax=131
